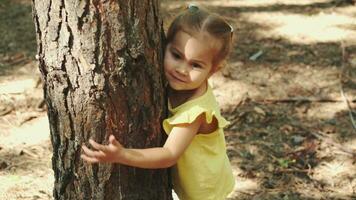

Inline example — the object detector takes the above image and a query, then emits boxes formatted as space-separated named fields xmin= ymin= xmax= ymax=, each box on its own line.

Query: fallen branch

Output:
xmin=236 ymin=191 xmax=255 ymax=196
xmin=340 ymin=85 xmax=356 ymax=131
xmin=310 ymin=131 xmax=356 ymax=157
xmin=20 ymin=149 xmax=39 ymax=158
xmin=0 ymin=106 xmax=13 ymax=116
xmin=340 ymin=41 xmax=356 ymax=132
xmin=19 ymin=113 xmax=40 ymax=125
xmin=275 ymin=168 xmax=310 ymax=174
xmin=259 ymin=97 xmax=356 ymax=103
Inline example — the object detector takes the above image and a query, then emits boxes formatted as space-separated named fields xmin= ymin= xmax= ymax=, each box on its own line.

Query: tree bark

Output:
xmin=31 ymin=0 xmax=171 ymax=199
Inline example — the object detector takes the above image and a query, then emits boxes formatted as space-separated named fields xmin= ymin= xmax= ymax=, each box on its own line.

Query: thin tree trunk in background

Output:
xmin=32 ymin=0 xmax=171 ymax=199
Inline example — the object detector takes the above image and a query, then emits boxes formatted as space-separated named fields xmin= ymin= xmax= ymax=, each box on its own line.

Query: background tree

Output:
xmin=32 ymin=0 xmax=171 ymax=199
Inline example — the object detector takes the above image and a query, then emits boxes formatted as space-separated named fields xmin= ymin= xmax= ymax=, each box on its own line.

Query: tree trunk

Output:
xmin=31 ymin=0 xmax=171 ymax=199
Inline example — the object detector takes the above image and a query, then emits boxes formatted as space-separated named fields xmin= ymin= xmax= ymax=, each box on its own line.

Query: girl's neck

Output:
xmin=168 ymin=81 xmax=208 ymax=108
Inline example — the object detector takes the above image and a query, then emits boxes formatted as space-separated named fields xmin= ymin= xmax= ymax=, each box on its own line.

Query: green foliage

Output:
xmin=277 ymin=158 xmax=295 ymax=168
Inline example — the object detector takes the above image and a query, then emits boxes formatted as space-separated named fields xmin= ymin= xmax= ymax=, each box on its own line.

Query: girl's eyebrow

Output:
xmin=170 ymin=45 xmax=207 ymax=67
xmin=170 ymin=46 xmax=182 ymax=55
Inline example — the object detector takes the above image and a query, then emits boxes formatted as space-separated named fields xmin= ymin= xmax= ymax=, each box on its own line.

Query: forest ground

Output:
xmin=0 ymin=0 xmax=356 ymax=199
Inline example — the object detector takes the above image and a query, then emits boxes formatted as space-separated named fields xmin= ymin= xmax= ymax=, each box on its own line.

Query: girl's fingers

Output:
xmin=82 ymin=145 xmax=96 ymax=156
xmin=89 ymin=139 xmax=108 ymax=152
xmin=82 ymin=145 xmax=105 ymax=158
xmin=81 ymin=138 xmax=119 ymax=164
xmin=81 ymin=154 xmax=100 ymax=163
xmin=109 ymin=135 xmax=120 ymax=146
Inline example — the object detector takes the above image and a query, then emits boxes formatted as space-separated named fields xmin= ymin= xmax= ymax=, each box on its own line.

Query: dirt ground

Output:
xmin=1 ymin=0 xmax=356 ymax=199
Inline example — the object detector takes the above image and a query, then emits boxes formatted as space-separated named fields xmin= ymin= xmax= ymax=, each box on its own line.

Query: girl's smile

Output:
xmin=169 ymin=70 xmax=188 ymax=83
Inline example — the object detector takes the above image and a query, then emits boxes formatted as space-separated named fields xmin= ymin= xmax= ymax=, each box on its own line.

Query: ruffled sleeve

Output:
xmin=163 ymin=104 xmax=230 ymax=135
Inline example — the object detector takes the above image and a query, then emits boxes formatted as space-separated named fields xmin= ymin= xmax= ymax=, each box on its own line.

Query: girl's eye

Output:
xmin=192 ymin=63 xmax=202 ymax=69
xmin=171 ymin=51 xmax=181 ymax=59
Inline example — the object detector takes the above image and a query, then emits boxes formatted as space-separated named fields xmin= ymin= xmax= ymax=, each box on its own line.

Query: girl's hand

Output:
xmin=81 ymin=135 xmax=124 ymax=164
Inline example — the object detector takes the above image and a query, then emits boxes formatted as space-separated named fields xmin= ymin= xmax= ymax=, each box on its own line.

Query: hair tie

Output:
xmin=187 ymin=3 xmax=199 ymax=12
xmin=229 ymin=24 xmax=234 ymax=33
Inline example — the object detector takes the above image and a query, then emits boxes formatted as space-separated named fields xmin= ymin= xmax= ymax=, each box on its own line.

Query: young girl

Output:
xmin=81 ymin=4 xmax=235 ymax=200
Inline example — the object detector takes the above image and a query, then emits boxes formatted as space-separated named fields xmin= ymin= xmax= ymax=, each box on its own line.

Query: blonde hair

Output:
xmin=166 ymin=5 xmax=234 ymax=69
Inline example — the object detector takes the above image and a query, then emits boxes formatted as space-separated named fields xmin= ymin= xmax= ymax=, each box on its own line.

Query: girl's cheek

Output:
xmin=163 ymin=56 xmax=170 ymax=69
xmin=166 ymin=58 xmax=176 ymax=69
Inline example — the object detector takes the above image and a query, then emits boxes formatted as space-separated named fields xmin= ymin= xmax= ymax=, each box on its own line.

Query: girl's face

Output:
xmin=164 ymin=31 xmax=219 ymax=91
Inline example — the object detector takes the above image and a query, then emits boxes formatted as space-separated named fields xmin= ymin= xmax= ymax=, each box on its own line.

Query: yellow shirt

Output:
xmin=163 ymin=85 xmax=235 ymax=200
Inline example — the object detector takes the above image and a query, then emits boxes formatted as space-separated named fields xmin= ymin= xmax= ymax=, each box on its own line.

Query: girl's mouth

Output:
xmin=171 ymin=73 xmax=187 ymax=83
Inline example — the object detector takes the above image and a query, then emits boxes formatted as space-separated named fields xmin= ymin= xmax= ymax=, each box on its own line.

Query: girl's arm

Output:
xmin=81 ymin=114 xmax=204 ymax=169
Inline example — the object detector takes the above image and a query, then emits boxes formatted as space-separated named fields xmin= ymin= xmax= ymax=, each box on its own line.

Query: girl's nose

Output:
xmin=175 ymin=65 xmax=188 ymax=76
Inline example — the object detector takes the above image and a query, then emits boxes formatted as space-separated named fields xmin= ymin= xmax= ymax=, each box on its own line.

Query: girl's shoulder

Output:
xmin=164 ymin=85 xmax=230 ymax=132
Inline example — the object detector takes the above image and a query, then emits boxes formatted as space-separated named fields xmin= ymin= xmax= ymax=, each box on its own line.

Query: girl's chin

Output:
xmin=169 ymin=84 xmax=185 ymax=90
xmin=168 ymin=83 xmax=199 ymax=92
xmin=168 ymin=82 xmax=188 ymax=90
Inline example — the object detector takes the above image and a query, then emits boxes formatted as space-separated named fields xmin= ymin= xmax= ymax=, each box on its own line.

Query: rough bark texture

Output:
xmin=32 ymin=0 xmax=171 ymax=199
